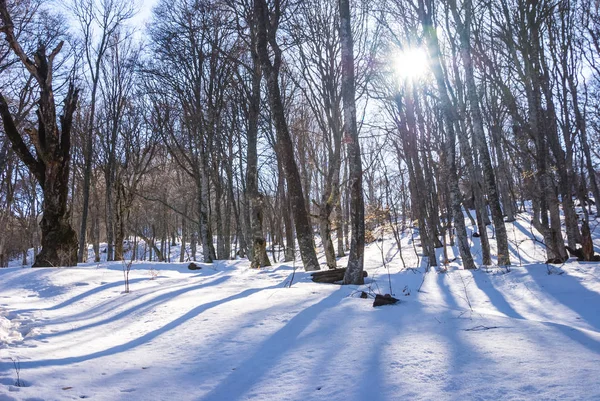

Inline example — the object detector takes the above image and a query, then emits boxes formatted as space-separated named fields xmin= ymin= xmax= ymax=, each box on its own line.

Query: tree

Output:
xmin=254 ymin=0 xmax=320 ymax=271
xmin=417 ymin=0 xmax=475 ymax=269
xmin=0 ymin=0 xmax=79 ymax=267
xmin=339 ymin=0 xmax=366 ymax=284
xmin=448 ymin=0 xmax=511 ymax=266
xmin=72 ymin=0 xmax=133 ymax=263
xmin=289 ymin=0 xmax=344 ymax=269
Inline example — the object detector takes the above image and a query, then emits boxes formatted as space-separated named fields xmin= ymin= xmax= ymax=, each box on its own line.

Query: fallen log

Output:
xmin=310 ymin=268 xmax=368 ymax=283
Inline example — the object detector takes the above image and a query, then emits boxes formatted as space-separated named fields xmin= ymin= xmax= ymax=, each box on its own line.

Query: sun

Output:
xmin=393 ymin=48 xmax=429 ymax=81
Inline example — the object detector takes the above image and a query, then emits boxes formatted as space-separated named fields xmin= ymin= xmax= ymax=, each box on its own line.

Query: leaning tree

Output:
xmin=0 ymin=0 xmax=79 ymax=267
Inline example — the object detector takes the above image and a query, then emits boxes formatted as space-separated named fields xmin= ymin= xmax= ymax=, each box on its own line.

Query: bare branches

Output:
xmin=0 ymin=92 xmax=44 ymax=185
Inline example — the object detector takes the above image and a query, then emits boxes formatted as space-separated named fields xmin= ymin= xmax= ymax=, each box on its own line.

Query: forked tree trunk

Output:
xmin=198 ymin=163 xmax=214 ymax=263
xmin=254 ymin=0 xmax=319 ymax=271
xmin=0 ymin=8 xmax=79 ymax=267
xmin=319 ymin=210 xmax=337 ymax=269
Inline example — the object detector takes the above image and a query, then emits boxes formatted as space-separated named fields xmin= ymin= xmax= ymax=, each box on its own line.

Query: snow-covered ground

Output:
xmin=1 ymin=211 xmax=600 ymax=400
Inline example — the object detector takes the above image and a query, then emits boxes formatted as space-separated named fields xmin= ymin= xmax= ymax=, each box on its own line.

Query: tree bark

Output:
xmin=254 ymin=0 xmax=319 ymax=271
xmin=0 ymin=6 xmax=79 ymax=266
xmin=246 ymin=39 xmax=270 ymax=268
xmin=450 ymin=0 xmax=511 ymax=266
xmin=339 ymin=0 xmax=365 ymax=284
xmin=418 ymin=0 xmax=475 ymax=269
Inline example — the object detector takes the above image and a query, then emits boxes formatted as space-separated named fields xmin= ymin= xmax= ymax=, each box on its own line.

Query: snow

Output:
xmin=1 ymin=212 xmax=600 ymax=400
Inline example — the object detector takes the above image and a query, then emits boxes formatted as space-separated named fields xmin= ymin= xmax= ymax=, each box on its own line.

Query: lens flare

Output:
xmin=394 ymin=48 xmax=429 ymax=80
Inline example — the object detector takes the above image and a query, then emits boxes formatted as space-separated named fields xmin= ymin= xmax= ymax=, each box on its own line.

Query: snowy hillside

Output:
xmin=1 ymin=211 xmax=600 ymax=400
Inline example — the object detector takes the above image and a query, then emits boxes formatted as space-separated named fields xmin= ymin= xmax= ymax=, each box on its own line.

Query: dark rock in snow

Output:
xmin=373 ymin=294 xmax=399 ymax=307
xmin=545 ymin=256 xmax=568 ymax=264
xmin=188 ymin=262 xmax=202 ymax=270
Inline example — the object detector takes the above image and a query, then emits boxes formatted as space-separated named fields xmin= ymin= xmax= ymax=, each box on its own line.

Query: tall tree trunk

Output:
xmin=339 ymin=0 xmax=365 ymax=284
xmin=246 ymin=47 xmax=271 ymax=268
xmin=214 ymin=179 xmax=227 ymax=260
xmin=418 ymin=0 xmax=475 ymax=269
xmin=198 ymin=156 xmax=214 ymax=263
xmin=78 ymin=70 xmax=101 ymax=263
xmin=335 ymin=199 xmax=345 ymax=258
xmin=0 ymin=13 xmax=80 ymax=267
xmin=254 ymin=0 xmax=319 ymax=271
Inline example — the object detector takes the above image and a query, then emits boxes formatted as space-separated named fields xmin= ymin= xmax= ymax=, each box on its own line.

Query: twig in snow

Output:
xmin=417 ymin=257 xmax=429 ymax=293
xmin=374 ymin=224 xmax=394 ymax=296
xmin=459 ymin=272 xmax=474 ymax=312
xmin=510 ymin=221 xmax=523 ymax=266
xmin=546 ymin=263 xmax=565 ymax=275
xmin=122 ymin=257 xmax=133 ymax=293
xmin=286 ymin=253 xmax=297 ymax=288
xmin=464 ymin=325 xmax=500 ymax=331
xmin=11 ymin=357 xmax=22 ymax=387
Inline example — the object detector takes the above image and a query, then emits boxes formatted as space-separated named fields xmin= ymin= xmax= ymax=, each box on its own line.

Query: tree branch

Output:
xmin=0 ymin=92 xmax=45 ymax=187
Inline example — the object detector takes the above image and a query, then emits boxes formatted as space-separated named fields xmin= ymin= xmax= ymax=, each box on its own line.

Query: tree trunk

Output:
xmin=246 ymin=46 xmax=271 ymax=268
xmin=180 ymin=211 xmax=187 ymax=263
xmin=0 ymin=19 xmax=80 ymax=267
xmin=78 ymin=78 xmax=99 ymax=264
xmin=198 ymin=164 xmax=214 ymax=263
xmin=418 ymin=0 xmax=475 ymax=269
xmin=335 ymin=199 xmax=345 ymax=258
xmin=254 ymin=0 xmax=319 ymax=271
xmin=339 ymin=0 xmax=365 ymax=284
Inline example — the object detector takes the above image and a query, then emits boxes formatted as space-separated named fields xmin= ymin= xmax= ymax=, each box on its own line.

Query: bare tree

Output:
xmin=0 ymin=0 xmax=79 ymax=267
xmin=72 ymin=0 xmax=133 ymax=263
xmin=339 ymin=0 xmax=366 ymax=283
xmin=254 ymin=0 xmax=320 ymax=271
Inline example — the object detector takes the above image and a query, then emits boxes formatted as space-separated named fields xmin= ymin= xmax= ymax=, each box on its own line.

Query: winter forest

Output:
xmin=1 ymin=0 xmax=600 ymax=399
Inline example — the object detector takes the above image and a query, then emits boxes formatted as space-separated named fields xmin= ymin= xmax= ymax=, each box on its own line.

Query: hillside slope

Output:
xmin=1 ymin=212 xmax=599 ymax=400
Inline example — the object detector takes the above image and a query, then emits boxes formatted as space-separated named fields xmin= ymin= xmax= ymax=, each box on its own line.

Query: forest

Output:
xmin=0 ymin=0 xmax=599 ymax=273
xmin=1 ymin=0 xmax=600 ymax=399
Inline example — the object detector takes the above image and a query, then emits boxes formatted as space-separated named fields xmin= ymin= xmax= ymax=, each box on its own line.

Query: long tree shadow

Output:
xmin=200 ymin=288 xmax=344 ymax=401
xmin=440 ymin=310 xmax=499 ymax=395
xmin=529 ymin=268 xmax=600 ymax=332
xmin=45 ymin=277 xmax=206 ymax=324
xmin=33 ymin=275 xmax=232 ymax=341
xmin=1 ymin=282 xmax=279 ymax=370
xmin=14 ymin=277 xmax=148 ymax=314
xmin=471 ymin=270 xmax=523 ymax=319
xmin=506 ymin=242 xmax=533 ymax=264
xmin=471 ymin=268 xmax=600 ymax=355
xmin=352 ymin=320 xmax=399 ymax=401
xmin=0 ymin=269 xmax=72 ymax=300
